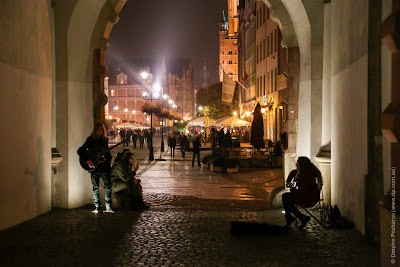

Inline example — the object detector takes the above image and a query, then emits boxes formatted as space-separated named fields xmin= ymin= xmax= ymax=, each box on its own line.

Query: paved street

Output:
xmin=0 ymin=135 xmax=379 ymax=266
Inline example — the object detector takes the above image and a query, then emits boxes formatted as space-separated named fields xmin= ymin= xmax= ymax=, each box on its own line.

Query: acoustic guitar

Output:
xmin=79 ymin=140 xmax=126 ymax=172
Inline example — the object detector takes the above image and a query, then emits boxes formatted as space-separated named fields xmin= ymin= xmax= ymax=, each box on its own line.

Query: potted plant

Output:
xmin=211 ymin=155 xmax=224 ymax=172
xmin=224 ymin=158 xmax=239 ymax=173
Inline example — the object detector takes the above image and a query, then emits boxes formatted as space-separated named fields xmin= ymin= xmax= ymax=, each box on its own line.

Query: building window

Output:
xmin=256 ymin=44 xmax=259 ymax=63
xmin=129 ymin=101 xmax=133 ymax=110
xmin=276 ymin=29 xmax=279 ymax=53
xmin=263 ymin=39 xmax=266 ymax=60
xmin=263 ymin=74 xmax=266 ymax=95
xmin=267 ymin=36 xmax=269 ymax=57
xmin=270 ymin=33 xmax=273 ymax=55
xmin=256 ymin=10 xmax=259 ymax=29
xmin=111 ymin=89 xmax=115 ymax=96
xmin=129 ymin=89 xmax=133 ymax=97
xmin=229 ymin=60 xmax=233 ymax=64
xmin=228 ymin=50 xmax=233 ymax=55
xmin=275 ymin=67 xmax=278 ymax=92
xmin=263 ymin=5 xmax=266 ymax=24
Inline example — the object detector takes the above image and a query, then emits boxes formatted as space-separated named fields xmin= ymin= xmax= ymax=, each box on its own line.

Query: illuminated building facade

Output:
xmin=219 ymin=0 xmax=239 ymax=82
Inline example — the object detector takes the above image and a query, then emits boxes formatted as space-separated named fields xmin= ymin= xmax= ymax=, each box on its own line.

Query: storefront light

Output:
xmin=261 ymin=108 xmax=266 ymax=114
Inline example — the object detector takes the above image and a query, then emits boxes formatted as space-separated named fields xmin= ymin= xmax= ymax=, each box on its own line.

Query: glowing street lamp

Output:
xmin=199 ymin=106 xmax=203 ymax=111
xmin=233 ymin=111 xmax=238 ymax=116
xmin=162 ymin=94 xmax=168 ymax=99
xmin=140 ymin=71 xmax=149 ymax=79
xmin=114 ymin=106 xmax=119 ymax=110
xmin=168 ymin=99 xmax=173 ymax=104
xmin=245 ymin=111 xmax=250 ymax=117
xmin=124 ymin=108 xmax=128 ymax=112
xmin=261 ymin=108 xmax=266 ymax=114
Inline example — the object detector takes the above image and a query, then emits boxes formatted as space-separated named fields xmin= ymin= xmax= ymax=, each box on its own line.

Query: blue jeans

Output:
xmin=91 ymin=172 xmax=112 ymax=209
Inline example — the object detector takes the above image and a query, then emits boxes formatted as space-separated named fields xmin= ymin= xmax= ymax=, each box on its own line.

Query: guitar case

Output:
xmin=230 ymin=221 xmax=287 ymax=235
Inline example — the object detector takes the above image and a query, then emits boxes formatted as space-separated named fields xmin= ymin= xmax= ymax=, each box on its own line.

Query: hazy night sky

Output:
xmin=105 ymin=0 xmax=227 ymax=88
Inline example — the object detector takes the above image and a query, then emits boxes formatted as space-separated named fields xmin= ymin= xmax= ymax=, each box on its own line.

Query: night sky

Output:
xmin=105 ymin=0 xmax=227 ymax=88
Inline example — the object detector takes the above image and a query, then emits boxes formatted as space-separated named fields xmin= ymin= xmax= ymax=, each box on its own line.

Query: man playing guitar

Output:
xmin=77 ymin=122 xmax=114 ymax=213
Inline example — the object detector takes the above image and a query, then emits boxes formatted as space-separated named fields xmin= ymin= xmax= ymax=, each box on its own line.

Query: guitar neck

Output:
xmin=108 ymin=140 xmax=126 ymax=151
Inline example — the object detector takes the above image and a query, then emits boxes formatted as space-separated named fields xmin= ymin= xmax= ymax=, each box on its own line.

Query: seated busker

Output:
xmin=282 ymin=156 xmax=323 ymax=229
xmin=77 ymin=122 xmax=114 ymax=213
xmin=111 ymin=152 xmax=149 ymax=210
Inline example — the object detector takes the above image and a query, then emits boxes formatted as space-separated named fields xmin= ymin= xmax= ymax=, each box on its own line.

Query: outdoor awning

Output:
xmin=186 ymin=116 xmax=217 ymax=126
xmin=213 ymin=116 xmax=251 ymax=127
xmin=115 ymin=122 xmax=149 ymax=129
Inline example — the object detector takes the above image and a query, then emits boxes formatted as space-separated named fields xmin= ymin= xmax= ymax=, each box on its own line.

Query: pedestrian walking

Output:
xmin=132 ymin=131 xmax=138 ymax=149
xmin=139 ymin=131 xmax=144 ymax=149
xmin=77 ymin=122 xmax=114 ymax=213
xmin=192 ymin=135 xmax=201 ymax=167
xmin=168 ymin=133 xmax=176 ymax=158
xmin=180 ymin=133 xmax=188 ymax=158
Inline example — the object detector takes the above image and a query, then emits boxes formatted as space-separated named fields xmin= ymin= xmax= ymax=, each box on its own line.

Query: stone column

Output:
xmin=283 ymin=47 xmax=300 ymax=179
xmin=316 ymin=1 xmax=332 ymax=207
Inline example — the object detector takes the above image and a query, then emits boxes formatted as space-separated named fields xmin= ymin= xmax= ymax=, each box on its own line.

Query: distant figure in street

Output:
xmin=132 ymin=131 xmax=138 ymax=149
xmin=218 ymin=129 xmax=225 ymax=148
xmin=139 ymin=131 xmax=144 ymax=149
xmin=224 ymin=130 xmax=232 ymax=149
xmin=210 ymin=128 xmax=217 ymax=156
xmin=111 ymin=152 xmax=148 ymax=210
xmin=282 ymin=156 xmax=322 ymax=229
xmin=120 ymin=129 xmax=126 ymax=143
xmin=168 ymin=133 xmax=176 ymax=158
xmin=146 ymin=130 xmax=151 ymax=148
xmin=180 ymin=133 xmax=188 ymax=158
xmin=192 ymin=135 xmax=201 ymax=167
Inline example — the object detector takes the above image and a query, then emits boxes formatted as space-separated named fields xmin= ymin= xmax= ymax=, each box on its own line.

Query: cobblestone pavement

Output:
xmin=0 ymin=148 xmax=379 ymax=267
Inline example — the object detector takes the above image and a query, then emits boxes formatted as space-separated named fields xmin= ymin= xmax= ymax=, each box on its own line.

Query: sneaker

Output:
xmin=298 ymin=216 xmax=310 ymax=229
xmin=93 ymin=207 xmax=103 ymax=213
xmin=283 ymin=215 xmax=296 ymax=229
xmin=105 ymin=207 xmax=116 ymax=213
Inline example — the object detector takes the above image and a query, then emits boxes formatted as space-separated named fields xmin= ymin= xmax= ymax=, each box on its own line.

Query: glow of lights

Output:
xmin=124 ymin=108 xmax=128 ymax=112
xmin=140 ymin=72 xmax=149 ymax=79
xmin=186 ymin=130 xmax=189 ymax=134
xmin=168 ymin=100 xmax=173 ymax=104
xmin=261 ymin=108 xmax=266 ymax=114
xmin=233 ymin=111 xmax=237 ymax=116
xmin=144 ymin=112 xmax=147 ymax=115
xmin=172 ymin=104 xmax=177 ymax=109
xmin=281 ymin=211 xmax=286 ymax=214
xmin=143 ymin=92 xmax=148 ymax=97
xmin=183 ymin=116 xmax=186 ymax=120
xmin=114 ymin=106 xmax=119 ymax=110
xmin=233 ymin=130 xmax=235 ymax=132
xmin=245 ymin=111 xmax=250 ymax=117
xmin=199 ymin=106 xmax=203 ymax=111
xmin=132 ymin=110 xmax=136 ymax=114
xmin=154 ymin=92 xmax=160 ymax=98
xmin=146 ymin=118 xmax=150 ymax=121
xmin=163 ymin=94 xmax=168 ymax=99
xmin=201 ymin=129 xmax=204 ymax=133
xmin=117 ymin=118 xmax=120 ymax=122
xmin=279 ymin=106 xmax=283 ymax=110
xmin=174 ymin=120 xmax=178 ymax=122
xmin=108 ymin=116 xmax=112 ymax=119
xmin=153 ymin=84 xmax=161 ymax=92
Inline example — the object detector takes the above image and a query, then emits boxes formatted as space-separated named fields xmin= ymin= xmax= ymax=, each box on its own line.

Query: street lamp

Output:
xmin=141 ymin=71 xmax=155 ymax=161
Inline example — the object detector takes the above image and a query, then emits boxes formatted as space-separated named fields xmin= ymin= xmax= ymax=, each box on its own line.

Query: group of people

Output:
xmin=78 ymin=122 xmax=148 ymax=213
xmin=108 ymin=128 xmax=154 ymax=150
xmin=167 ymin=132 xmax=202 ymax=167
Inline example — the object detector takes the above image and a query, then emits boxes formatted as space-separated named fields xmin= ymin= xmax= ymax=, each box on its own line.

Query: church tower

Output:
xmin=219 ymin=0 xmax=239 ymax=82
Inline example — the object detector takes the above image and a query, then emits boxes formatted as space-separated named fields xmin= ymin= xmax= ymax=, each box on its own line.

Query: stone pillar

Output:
xmin=283 ymin=47 xmax=300 ymax=179
xmin=92 ymin=49 xmax=108 ymax=125
xmin=380 ymin=0 xmax=400 ymax=264
xmin=316 ymin=1 xmax=332 ymax=207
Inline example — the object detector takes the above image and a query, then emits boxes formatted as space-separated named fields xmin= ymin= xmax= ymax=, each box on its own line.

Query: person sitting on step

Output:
xmin=282 ymin=156 xmax=322 ymax=229
xmin=111 ymin=152 xmax=149 ymax=210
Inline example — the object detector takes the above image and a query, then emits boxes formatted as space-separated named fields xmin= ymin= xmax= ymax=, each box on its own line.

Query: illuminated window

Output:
xmin=111 ymin=90 xmax=115 ymax=96
xmin=120 ymin=80 xmax=123 ymax=85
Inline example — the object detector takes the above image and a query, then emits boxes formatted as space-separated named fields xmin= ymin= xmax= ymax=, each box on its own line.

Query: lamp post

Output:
xmin=141 ymin=71 xmax=155 ymax=161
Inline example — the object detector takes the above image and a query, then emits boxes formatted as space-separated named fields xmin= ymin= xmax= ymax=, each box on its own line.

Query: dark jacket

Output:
xmin=77 ymin=136 xmax=111 ymax=173
xmin=110 ymin=162 xmax=136 ymax=192
xmin=168 ymin=136 xmax=176 ymax=147
xmin=192 ymin=139 xmax=201 ymax=153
